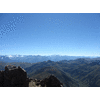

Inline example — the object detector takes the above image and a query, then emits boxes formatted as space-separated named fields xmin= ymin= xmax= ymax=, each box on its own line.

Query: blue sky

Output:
xmin=0 ymin=13 xmax=100 ymax=56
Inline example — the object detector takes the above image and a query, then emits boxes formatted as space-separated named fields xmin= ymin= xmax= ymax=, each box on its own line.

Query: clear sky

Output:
xmin=0 ymin=13 xmax=100 ymax=56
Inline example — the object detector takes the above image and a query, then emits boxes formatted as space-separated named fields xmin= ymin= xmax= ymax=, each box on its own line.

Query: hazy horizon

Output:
xmin=0 ymin=13 xmax=100 ymax=57
xmin=0 ymin=54 xmax=100 ymax=58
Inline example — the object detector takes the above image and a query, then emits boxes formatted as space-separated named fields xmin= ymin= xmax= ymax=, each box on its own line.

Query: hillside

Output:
xmin=25 ymin=59 xmax=100 ymax=87
xmin=0 ymin=61 xmax=35 ymax=70
xmin=25 ymin=60 xmax=85 ymax=86
xmin=0 ymin=58 xmax=100 ymax=87
xmin=28 ymin=66 xmax=79 ymax=87
xmin=0 ymin=61 xmax=7 ymax=70
xmin=57 ymin=59 xmax=100 ymax=86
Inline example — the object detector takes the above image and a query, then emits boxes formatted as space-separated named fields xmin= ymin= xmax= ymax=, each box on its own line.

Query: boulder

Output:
xmin=0 ymin=65 xmax=30 ymax=87
xmin=40 ymin=75 xmax=63 ymax=87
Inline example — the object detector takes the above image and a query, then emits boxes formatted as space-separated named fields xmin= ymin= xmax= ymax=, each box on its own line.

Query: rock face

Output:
xmin=31 ymin=75 xmax=63 ymax=87
xmin=0 ymin=65 xmax=30 ymax=87
xmin=0 ymin=65 xmax=63 ymax=87
xmin=39 ymin=75 xmax=63 ymax=87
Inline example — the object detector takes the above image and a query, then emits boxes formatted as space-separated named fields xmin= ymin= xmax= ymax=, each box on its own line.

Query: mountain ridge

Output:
xmin=0 ymin=58 xmax=100 ymax=87
xmin=0 ymin=55 xmax=97 ymax=63
xmin=25 ymin=59 xmax=100 ymax=87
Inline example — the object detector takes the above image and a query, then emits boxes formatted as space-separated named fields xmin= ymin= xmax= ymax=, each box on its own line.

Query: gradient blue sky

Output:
xmin=0 ymin=13 xmax=100 ymax=56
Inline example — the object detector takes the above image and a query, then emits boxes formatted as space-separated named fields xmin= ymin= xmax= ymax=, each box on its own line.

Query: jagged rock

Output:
xmin=29 ymin=75 xmax=63 ymax=87
xmin=40 ymin=75 xmax=63 ymax=87
xmin=0 ymin=65 xmax=30 ymax=87
xmin=0 ymin=65 xmax=63 ymax=87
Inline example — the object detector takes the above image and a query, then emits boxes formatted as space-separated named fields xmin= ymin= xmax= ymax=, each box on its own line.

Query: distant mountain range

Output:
xmin=0 ymin=55 xmax=99 ymax=63
xmin=0 ymin=56 xmax=13 ymax=62
xmin=0 ymin=57 xmax=100 ymax=86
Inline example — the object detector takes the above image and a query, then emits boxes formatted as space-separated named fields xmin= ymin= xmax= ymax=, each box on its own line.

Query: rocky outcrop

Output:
xmin=34 ymin=75 xmax=63 ymax=87
xmin=0 ymin=65 xmax=30 ymax=87
xmin=0 ymin=65 xmax=63 ymax=87
xmin=40 ymin=75 xmax=63 ymax=87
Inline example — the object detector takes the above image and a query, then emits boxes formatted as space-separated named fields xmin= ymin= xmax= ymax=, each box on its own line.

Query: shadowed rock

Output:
xmin=39 ymin=75 xmax=63 ymax=87
xmin=0 ymin=65 xmax=30 ymax=87
xmin=0 ymin=65 xmax=63 ymax=87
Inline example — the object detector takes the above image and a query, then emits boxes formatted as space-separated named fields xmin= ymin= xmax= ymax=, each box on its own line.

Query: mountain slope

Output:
xmin=25 ymin=59 xmax=100 ymax=87
xmin=25 ymin=60 xmax=79 ymax=87
xmin=81 ymin=66 xmax=100 ymax=86
xmin=1 ymin=58 xmax=100 ymax=87
xmin=0 ymin=61 xmax=7 ymax=70
xmin=58 ymin=59 xmax=100 ymax=86
xmin=28 ymin=66 xmax=79 ymax=87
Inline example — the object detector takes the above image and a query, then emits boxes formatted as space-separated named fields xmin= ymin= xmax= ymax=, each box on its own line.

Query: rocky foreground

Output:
xmin=0 ymin=65 xmax=63 ymax=87
xmin=29 ymin=75 xmax=63 ymax=87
